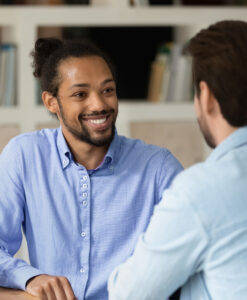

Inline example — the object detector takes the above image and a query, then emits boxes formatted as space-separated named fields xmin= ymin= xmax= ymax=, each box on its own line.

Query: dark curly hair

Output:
xmin=185 ymin=20 xmax=247 ymax=127
xmin=31 ymin=37 xmax=116 ymax=97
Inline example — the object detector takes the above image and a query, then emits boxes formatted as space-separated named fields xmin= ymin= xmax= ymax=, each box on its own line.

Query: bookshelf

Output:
xmin=0 ymin=4 xmax=246 ymax=134
xmin=0 ymin=4 xmax=247 ymax=135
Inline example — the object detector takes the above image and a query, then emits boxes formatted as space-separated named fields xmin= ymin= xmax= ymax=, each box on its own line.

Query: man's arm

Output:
xmin=0 ymin=140 xmax=77 ymax=300
xmin=108 ymin=184 xmax=208 ymax=299
xmin=0 ymin=140 xmax=43 ymax=290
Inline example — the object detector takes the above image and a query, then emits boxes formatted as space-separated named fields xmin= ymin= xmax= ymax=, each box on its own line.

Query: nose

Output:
xmin=89 ymin=92 xmax=107 ymax=112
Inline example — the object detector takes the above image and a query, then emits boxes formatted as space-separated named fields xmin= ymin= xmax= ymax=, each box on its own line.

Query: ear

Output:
xmin=42 ymin=91 xmax=59 ymax=114
xmin=199 ymin=81 xmax=219 ymax=116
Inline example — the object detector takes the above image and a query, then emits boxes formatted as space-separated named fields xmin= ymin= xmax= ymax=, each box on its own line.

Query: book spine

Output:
xmin=3 ymin=44 xmax=16 ymax=106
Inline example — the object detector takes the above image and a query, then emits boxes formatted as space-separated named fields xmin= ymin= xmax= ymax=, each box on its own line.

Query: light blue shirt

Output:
xmin=108 ymin=126 xmax=247 ymax=300
xmin=0 ymin=128 xmax=182 ymax=300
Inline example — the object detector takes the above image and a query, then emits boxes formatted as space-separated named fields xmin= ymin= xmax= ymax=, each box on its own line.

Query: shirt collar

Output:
xmin=57 ymin=127 xmax=71 ymax=169
xmin=104 ymin=128 xmax=120 ymax=166
xmin=207 ymin=126 xmax=247 ymax=163
xmin=88 ymin=128 xmax=120 ymax=173
xmin=56 ymin=127 xmax=121 ymax=170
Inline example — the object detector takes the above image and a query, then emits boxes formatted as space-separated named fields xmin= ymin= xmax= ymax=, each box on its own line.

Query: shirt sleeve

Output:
xmin=0 ymin=139 xmax=43 ymax=290
xmin=156 ymin=150 xmax=183 ymax=204
xmin=108 ymin=181 xmax=208 ymax=300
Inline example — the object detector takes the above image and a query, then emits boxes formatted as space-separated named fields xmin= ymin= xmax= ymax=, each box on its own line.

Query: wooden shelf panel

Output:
xmin=0 ymin=288 xmax=40 ymax=300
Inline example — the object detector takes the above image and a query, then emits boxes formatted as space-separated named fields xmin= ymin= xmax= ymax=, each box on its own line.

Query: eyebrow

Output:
xmin=69 ymin=78 xmax=114 ymax=89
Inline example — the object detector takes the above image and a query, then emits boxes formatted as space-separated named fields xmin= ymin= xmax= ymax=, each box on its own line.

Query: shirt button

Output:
xmin=108 ymin=165 xmax=113 ymax=170
xmin=80 ymin=267 xmax=85 ymax=273
xmin=83 ymin=175 xmax=88 ymax=181
xmin=82 ymin=192 xmax=87 ymax=198
xmin=82 ymin=184 xmax=87 ymax=188
xmin=63 ymin=159 xmax=67 ymax=165
xmin=82 ymin=200 xmax=87 ymax=206
xmin=81 ymin=232 xmax=86 ymax=237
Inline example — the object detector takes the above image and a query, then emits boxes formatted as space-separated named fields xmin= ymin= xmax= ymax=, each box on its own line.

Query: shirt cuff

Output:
xmin=8 ymin=265 xmax=44 ymax=290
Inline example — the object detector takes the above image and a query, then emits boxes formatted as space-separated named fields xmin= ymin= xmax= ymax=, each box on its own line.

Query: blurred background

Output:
xmin=0 ymin=0 xmax=246 ymax=259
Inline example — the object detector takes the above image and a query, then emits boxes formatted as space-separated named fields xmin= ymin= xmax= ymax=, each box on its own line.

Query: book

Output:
xmin=0 ymin=44 xmax=17 ymax=106
xmin=147 ymin=42 xmax=193 ymax=103
xmin=0 ymin=44 xmax=8 ymax=106
xmin=132 ymin=0 xmax=149 ymax=6
xmin=166 ymin=43 xmax=192 ymax=103
xmin=3 ymin=44 xmax=16 ymax=106
xmin=147 ymin=60 xmax=165 ymax=102
xmin=147 ymin=43 xmax=171 ymax=102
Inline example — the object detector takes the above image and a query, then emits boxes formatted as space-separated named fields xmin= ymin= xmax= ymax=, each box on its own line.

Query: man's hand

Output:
xmin=26 ymin=274 xmax=77 ymax=300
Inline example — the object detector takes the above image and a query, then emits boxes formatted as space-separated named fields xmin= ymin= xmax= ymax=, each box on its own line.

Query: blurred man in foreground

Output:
xmin=108 ymin=20 xmax=247 ymax=300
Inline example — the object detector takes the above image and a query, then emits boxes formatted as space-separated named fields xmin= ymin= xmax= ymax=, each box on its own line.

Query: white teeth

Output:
xmin=90 ymin=118 xmax=106 ymax=124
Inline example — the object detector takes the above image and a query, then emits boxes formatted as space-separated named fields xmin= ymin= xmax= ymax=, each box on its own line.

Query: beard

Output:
xmin=197 ymin=116 xmax=216 ymax=149
xmin=57 ymin=99 xmax=117 ymax=147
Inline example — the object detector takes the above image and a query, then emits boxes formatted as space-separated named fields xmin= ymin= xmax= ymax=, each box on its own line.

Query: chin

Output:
xmin=83 ymin=127 xmax=115 ymax=147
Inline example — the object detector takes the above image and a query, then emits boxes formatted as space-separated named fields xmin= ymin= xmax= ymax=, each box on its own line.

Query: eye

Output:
xmin=103 ymin=86 xmax=116 ymax=95
xmin=72 ymin=91 xmax=87 ymax=99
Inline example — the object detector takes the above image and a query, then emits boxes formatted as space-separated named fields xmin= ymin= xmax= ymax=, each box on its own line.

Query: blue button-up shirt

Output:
xmin=108 ymin=126 xmax=247 ymax=300
xmin=0 ymin=128 xmax=182 ymax=300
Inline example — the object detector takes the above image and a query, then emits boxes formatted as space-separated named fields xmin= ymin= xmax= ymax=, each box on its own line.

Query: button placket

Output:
xmin=78 ymin=170 xmax=90 ymax=283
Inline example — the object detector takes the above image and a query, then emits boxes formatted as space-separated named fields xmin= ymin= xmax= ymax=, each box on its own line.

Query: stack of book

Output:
xmin=0 ymin=0 xmax=90 ymax=4
xmin=0 ymin=44 xmax=17 ymax=107
xmin=147 ymin=42 xmax=193 ymax=103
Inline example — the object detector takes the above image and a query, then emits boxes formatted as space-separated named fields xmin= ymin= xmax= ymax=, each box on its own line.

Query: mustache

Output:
xmin=79 ymin=109 xmax=115 ymax=119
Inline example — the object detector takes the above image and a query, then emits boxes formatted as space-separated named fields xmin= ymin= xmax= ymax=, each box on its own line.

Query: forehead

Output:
xmin=58 ymin=55 xmax=113 ymax=83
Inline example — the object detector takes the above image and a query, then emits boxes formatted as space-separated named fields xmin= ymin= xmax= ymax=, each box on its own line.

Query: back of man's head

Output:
xmin=185 ymin=20 xmax=247 ymax=127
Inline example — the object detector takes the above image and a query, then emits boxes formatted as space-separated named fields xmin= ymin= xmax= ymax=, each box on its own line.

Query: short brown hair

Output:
xmin=185 ymin=20 xmax=247 ymax=127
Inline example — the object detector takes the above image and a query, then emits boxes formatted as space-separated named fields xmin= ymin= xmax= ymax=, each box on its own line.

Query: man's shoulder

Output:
xmin=168 ymin=161 xmax=214 ymax=203
xmin=2 ymin=128 xmax=59 ymax=155
xmin=117 ymin=135 xmax=183 ymax=176
xmin=118 ymin=135 xmax=171 ymax=159
xmin=175 ymin=160 xmax=210 ymax=184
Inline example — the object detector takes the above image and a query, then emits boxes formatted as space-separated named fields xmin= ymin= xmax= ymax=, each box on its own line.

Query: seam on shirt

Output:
xmin=187 ymin=197 xmax=211 ymax=245
xmin=3 ymin=138 xmax=26 ymax=206
xmin=156 ymin=149 xmax=169 ymax=204
xmin=15 ymin=139 xmax=26 ymax=206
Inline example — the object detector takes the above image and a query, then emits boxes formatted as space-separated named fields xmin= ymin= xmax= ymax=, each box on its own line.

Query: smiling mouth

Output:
xmin=80 ymin=113 xmax=112 ymax=131
xmin=89 ymin=117 xmax=107 ymax=124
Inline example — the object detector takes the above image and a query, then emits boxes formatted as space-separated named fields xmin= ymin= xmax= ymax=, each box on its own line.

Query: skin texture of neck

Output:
xmin=208 ymin=113 xmax=238 ymax=147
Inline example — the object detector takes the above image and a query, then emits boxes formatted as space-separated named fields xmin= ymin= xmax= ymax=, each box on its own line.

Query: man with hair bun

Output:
xmin=0 ymin=38 xmax=182 ymax=299
xmin=108 ymin=20 xmax=247 ymax=300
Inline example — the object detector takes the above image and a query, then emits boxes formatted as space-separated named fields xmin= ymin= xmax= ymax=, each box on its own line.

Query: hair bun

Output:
xmin=31 ymin=37 xmax=63 ymax=78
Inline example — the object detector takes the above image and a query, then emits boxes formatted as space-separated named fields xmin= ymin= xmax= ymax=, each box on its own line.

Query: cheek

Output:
xmin=111 ymin=96 xmax=118 ymax=111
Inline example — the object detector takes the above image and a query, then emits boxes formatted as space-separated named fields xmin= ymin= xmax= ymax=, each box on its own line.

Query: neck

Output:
xmin=212 ymin=116 xmax=238 ymax=147
xmin=61 ymin=128 xmax=110 ymax=170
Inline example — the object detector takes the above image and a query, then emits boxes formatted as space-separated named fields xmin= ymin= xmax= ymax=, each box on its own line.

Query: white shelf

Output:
xmin=117 ymin=101 xmax=195 ymax=136
xmin=0 ymin=107 xmax=20 ymax=124
xmin=0 ymin=102 xmax=195 ymax=134
xmin=0 ymin=6 xmax=247 ymax=26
